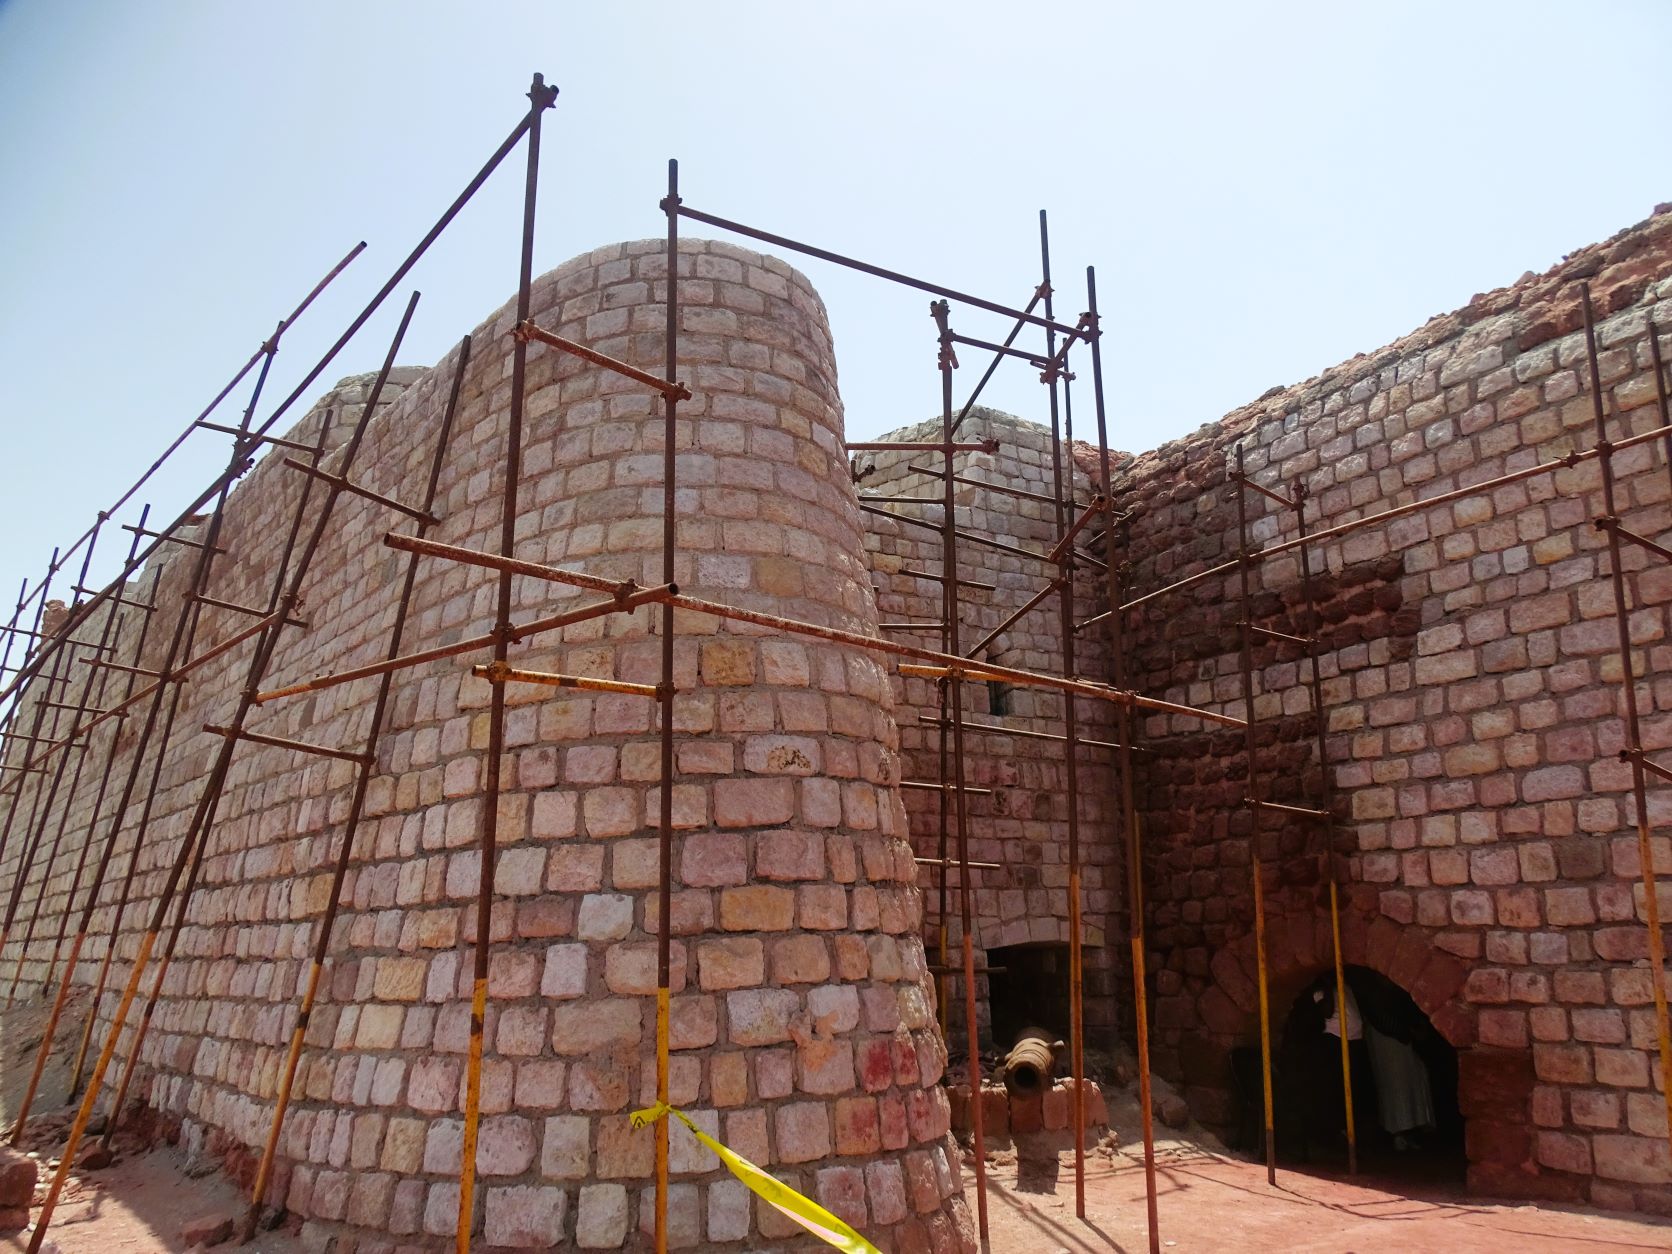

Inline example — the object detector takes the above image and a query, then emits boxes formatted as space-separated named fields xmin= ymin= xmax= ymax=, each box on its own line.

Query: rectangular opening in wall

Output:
xmin=986 ymin=941 xmax=1071 ymax=1051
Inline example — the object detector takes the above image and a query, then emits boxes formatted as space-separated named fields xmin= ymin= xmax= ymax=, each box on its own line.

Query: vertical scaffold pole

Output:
xmin=1291 ymin=481 xmax=1358 ymax=1174
xmin=934 ymin=676 xmax=952 ymax=1044
xmin=1084 ymin=266 xmax=1160 ymax=1249
xmin=1233 ymin=443 xmax=1277 ymax=1186
xmin=1652 ymin=320 xmax=1671 ymax=494
xmin=1038 ymin=211 xmax=1087 ymax=1218
xmin=652 ymin=156 xmax=681 ymax=1254
xmin=457 ymin=73 xmax=556 ymax=1254
xmin=1581 ymin=285 xmax=1672 ymax=1164
xmin=0 ymin=580 xmax=31 ymax=695
xmin=0 ymin=547 xmax=62 ymax=874
xmin=931 ymin=299 xmax=988 ymax=1248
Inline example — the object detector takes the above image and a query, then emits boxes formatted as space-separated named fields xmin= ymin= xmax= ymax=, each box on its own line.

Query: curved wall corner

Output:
xmin=32 ymin=239 xmax=971 ymax=1251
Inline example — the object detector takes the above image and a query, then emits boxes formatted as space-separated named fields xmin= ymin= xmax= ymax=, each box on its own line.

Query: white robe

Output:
xmin=1365 ymin=1023 xmax=1435 ymax=1135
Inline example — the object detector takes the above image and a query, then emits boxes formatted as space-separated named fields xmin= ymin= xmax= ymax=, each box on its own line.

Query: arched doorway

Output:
xmin=1244 ymin=965 xmax=1465 ymax=1183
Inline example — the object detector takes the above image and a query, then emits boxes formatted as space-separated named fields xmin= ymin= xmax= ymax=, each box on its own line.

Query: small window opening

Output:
xmin=987 ymin=680 xmax=1014 ymax=717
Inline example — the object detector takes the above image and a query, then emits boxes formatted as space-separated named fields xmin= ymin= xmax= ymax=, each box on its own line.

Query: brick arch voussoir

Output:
xmin=1198 ymin=901 xmax=1477 ymax=1050
xmin=973 ymin=914 xmax=1106 ymax=955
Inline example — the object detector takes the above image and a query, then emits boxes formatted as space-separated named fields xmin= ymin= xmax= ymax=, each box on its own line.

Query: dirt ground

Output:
xmin=0 ymin=989 xmax=297 ymax=1253
xmin=973 ymin=1134 xmax=1672 ymax=1253
xmin=1 ymin=990 xmax=1668 ymax=1252
xmin=0 ymin=1144 xmax=301 ymax=1254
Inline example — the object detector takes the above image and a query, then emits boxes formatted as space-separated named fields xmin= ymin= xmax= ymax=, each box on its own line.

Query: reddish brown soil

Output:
xmin=0 ymin=1143 xmax=301 ymax=1254
xmin=972 ymin=1143 xmax=1672 ymax=1253
xmin=0 ymin=991 xmax=297 ymax=1253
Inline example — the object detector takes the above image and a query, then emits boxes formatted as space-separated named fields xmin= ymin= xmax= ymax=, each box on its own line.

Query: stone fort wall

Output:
xmin=1 ymin=205 xmax=1670 ymax=1234
xmin=0 ymin=239 xmax=972 ymax=1252
xmin=1110 ymin=209 xmax=1672 ymax=1208
xmin=857 ymin=413 xmax=1121 ymax=1048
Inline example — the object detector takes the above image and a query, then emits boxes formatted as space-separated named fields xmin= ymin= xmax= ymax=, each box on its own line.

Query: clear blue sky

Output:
xmin=1 ymin=0 xmax=1666 ymax=607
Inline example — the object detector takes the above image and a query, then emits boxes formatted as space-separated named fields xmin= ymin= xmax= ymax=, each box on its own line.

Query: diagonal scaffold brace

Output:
xmin=95 ymin=292 xmax=426 ymax=1158
xmin=237 ymin=330 xmax=474 ymax=1241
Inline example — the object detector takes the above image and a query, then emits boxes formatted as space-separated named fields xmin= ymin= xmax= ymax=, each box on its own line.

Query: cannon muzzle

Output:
xmin=1002 ymin=1026 xmax=1065 ymax=1096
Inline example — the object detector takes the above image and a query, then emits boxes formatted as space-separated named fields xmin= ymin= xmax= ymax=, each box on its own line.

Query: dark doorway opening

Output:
xmin=1231 ymin=965 xmax=1464 ymax=1185
xmin=987 ymin=942 xmax=1071 ymax=1052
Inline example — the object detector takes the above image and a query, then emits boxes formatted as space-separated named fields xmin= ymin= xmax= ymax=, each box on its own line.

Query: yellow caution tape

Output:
xmin=630 ymin=1102 xmax=881 ymax=1254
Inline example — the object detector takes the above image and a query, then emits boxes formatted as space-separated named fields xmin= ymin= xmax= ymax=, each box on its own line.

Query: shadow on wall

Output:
xmin=1171 ymin=907 xmax=1602 ymax=1202
xmin=1228 ymin=965 xmax=1465 ymax=1185
xmin=987 ymin=942 xmax=1073 ymax=1052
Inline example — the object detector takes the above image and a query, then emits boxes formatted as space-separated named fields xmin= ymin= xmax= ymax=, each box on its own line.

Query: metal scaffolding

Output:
xmin=0 ymin=68 xmax=1665 ymax=1254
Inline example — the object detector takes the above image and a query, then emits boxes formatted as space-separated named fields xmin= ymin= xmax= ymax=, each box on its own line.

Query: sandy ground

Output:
xmin=0 ymin=990 xmax=1667 ymax=1252
xmin=974 ymin=1135 xmax=1672 ymax=1254
xmin=0 ymin=989 xmax=298 ymax=1253
xmin=0 ymin=1144 xmax=301 ymax=1254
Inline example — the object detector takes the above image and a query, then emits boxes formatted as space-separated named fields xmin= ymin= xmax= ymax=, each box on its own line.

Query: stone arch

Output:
xmin=1183 ymin=897 xmax=1574 ymax=1201
xmin=1195 ymin=900 xmax=1474 ymax=1056
xmin=974 ymin=913 xmax=1106 ymax=955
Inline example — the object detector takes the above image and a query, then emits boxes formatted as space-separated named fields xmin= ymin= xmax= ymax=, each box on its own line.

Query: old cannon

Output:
xmin=1002 ymin=1026 xmax=1065 ymax=1097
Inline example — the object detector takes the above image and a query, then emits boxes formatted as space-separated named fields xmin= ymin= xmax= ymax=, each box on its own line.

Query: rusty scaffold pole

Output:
xmin=238 ymin=331 xmax=473 ymax=1240
xmin=454 ymin=72 xmax=557 ymax=1254
xmin=1289 ymin=479 xmax=1359 ymax=1175
xmin=97 ymin=293 xmax=428 ymax=1160
xmin=929 ymin=298 xmax=990 ymax=1248
xmin=1037 ymin=211 xmax=1090 ymax=1220
xmin=0 ymin=580 xmax=33 ymax=693
xmin=423 ymin=535 xmax=1244 ymax=728
xmin=4 ymin=514 xmax=142 ymax=1002
xmin=1232 ymin=443 xmax=1278 ymax=1186
xmin=1083 ymin=264 xmax=1161 ymax=1249
xmin=1580 ymin=284 xmax=1672 ymax=1162
xmin=0 ymin=548 xmax=63 ymax=871
xmin=651 ymin=154 xmax=682 ymax=1254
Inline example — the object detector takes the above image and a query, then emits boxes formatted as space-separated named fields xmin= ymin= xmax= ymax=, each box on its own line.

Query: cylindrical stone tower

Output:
xmin=473 ymin=239 xmax=969 ymax=1249
xmin=77 ymin=239 xmax=973 ymax=1253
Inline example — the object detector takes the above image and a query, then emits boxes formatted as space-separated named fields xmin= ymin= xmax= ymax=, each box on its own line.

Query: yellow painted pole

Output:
xmin=29 ymin=928 xmax=155 ymax=1253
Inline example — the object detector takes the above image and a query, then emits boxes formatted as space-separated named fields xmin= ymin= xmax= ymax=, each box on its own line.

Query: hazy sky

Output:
xmin=1 ymin=0 xmax=1667 ymax=607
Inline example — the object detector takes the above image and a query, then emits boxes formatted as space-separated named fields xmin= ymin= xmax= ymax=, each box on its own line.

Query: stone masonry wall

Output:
xmin=0 ymin=240 xmax=972 ymax=1252
xmin=1111 ymin=209 xmax=1672 ymax=1210
xmin=857 ymin=412 xmax=1119 ymax=1051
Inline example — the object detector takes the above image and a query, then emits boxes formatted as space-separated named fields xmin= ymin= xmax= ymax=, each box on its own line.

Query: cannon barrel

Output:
xmin=1002 ymin=1026 xmax=1065 ymax=1096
